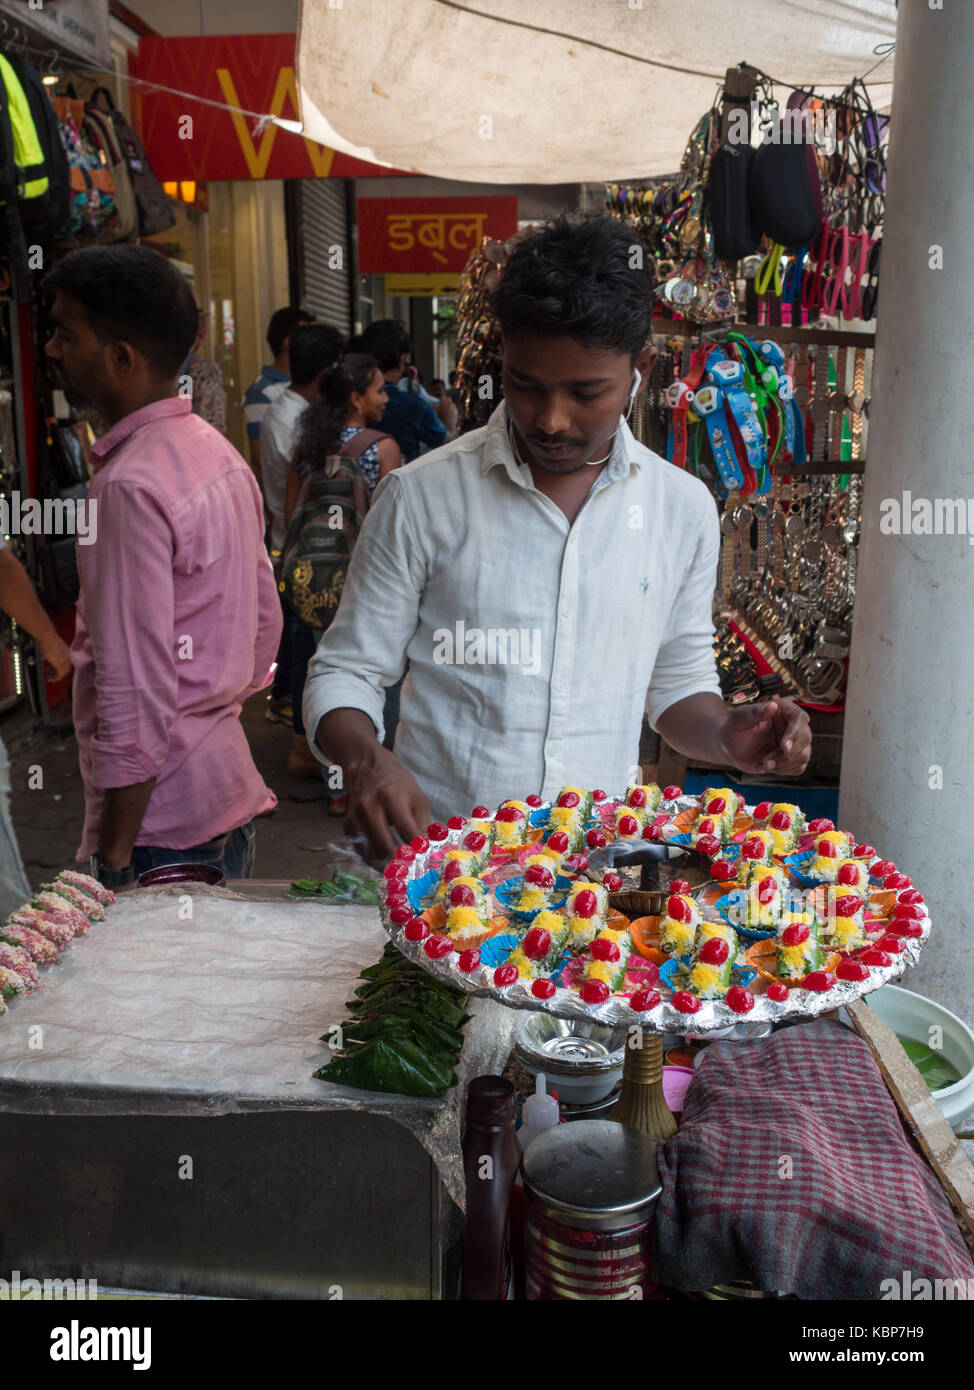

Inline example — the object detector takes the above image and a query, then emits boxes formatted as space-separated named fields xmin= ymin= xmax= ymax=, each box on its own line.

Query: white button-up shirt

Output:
xmin=303 ymin=400 xmax=722 ymax=821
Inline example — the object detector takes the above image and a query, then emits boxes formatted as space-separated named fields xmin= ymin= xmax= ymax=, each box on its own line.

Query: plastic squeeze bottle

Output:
xmin=461 ymin=1076 xmax=520 ymax=1300
xmin=516 ymin=1075 xmax=560 ymax=1157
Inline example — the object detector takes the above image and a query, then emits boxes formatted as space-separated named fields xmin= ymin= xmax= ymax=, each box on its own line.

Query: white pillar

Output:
xmin=839 ymin=0 xmax=974 ymax=1025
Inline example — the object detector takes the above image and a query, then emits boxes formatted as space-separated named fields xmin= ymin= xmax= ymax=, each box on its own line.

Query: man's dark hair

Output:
xmin=43 ymin=246 xmax=199 ymax=378
xmin=266 ymin=305 xmax=315 ymax=358
xmin=491 ymin=215 xmax=655 ymax=358
xmin=356 ymin=319 xmax=411 ymax=372
xmin=288 ymin=323 xmax=346 ymax=387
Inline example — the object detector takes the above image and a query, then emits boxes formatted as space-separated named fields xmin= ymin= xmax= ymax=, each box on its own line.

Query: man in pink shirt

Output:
xmin=43 ymin=247 xmax=282 ymax=887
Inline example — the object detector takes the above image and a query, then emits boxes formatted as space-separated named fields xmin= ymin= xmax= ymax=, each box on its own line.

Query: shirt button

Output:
xmin=561 ymin=608 xmax=570 ymax=618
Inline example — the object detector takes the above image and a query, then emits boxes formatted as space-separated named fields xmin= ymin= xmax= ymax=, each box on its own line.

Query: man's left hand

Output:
xmin=717 ymin=698 xmax=812 ymax=776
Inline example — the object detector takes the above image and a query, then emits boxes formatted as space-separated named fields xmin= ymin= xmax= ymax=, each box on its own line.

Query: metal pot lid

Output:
xmin=521 ymin=1120 xmax=662 ymax=1216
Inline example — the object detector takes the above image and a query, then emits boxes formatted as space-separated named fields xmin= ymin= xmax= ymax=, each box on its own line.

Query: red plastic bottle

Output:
xmin=461 ymin=1076 xmax=520 ymax=1300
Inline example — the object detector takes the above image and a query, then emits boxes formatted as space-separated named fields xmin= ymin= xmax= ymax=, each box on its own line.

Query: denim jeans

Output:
xmin=290 ymin=619 xmax=318 ymax=738
xmin=132 ymin=820 xmax=257 ymax=880
xmin=0 ymin=732 xmax=31 ymax=919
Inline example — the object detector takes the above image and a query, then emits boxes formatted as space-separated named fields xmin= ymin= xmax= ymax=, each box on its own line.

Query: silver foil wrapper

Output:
xmin=382 ymin=798 xmax=929 ymax=1038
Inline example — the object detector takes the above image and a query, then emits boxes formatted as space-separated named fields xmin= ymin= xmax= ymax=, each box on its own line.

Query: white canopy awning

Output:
xmin=297 ymin=0 xmax=896 ymax=183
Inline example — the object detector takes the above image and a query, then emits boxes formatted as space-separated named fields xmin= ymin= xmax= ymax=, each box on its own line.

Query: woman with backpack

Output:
xmin=282 ymin=354 xmax=402 ymax=814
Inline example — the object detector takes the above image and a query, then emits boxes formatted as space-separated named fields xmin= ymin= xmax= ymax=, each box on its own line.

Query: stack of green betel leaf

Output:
xmin=289 ymin=871 xmax=380 ymax=905
xmin=315 ymin=942 xmax=471 ymax=1097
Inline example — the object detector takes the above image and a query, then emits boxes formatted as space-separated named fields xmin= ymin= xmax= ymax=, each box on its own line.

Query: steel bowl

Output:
xmin=136 ymin=863 xmax=226 ymax=888
xmin=513 ymin=1012 xmax=628 ymax=1105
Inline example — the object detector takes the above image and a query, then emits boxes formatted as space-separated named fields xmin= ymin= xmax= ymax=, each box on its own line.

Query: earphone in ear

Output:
xmin=629 ymin=367 xmax=642 ymax=401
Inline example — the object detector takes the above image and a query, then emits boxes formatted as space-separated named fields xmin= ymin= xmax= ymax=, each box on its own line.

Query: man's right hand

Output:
xmin=317 ymin=708 xmax=431 ymax=860
xmin=344 ymin=743 xmax=431 ymax=861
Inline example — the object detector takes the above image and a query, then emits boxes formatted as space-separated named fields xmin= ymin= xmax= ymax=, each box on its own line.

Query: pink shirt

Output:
xmin=73 ymin=397 xmax=282 ymax=858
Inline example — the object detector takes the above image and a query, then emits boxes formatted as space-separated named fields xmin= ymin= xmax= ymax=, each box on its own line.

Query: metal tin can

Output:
xmin=520 ymin=1120 xmax=663 ymax=1300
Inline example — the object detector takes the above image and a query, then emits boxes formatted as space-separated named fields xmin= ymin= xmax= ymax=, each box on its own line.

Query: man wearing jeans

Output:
xmin=44 ymin=247 xmax=282 ymax=887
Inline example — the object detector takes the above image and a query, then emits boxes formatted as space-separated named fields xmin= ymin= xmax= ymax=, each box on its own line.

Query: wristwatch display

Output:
xmin=90 ymin=854 xmax=137 ymax=888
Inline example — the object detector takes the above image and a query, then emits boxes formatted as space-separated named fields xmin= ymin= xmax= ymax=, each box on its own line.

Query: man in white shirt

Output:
xmin=304 ymin=217 xmax=811 ymax=856
xmin=260 ymin=322 xmax=345 ymax=551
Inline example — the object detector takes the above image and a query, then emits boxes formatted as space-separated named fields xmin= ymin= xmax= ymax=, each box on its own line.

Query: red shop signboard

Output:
xmin=129 ymin=34 xmax=406 ymax=181
xmin=357 ymin=196 xmax=518 ymax=274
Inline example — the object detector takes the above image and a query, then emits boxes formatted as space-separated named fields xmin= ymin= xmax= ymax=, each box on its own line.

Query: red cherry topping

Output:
xmin=697 ymin=817 xmax=716 ymax=836
xmin=726 ymin=985 xmax=755 ymax=1014
xmin=858 ymin=948 xmax=891 ymax=967
xmin=471 ymin=805 xmax=489 ymax=818
xmin=424 ymin=934 xmax=454 ymax=959
xmin=808 ymin=818 xmax=835 ymax=834
xmin=711 ymin=858 xmax=734 ymax=880
xmin=833 ymin=895 xmax=864 ymax=917
xmin=396 ymin=844 xmax=416 ymax=862
xmin=853 ymin=844 xmax=876 ymax=858
xmin=604 ymin=872 xmax=623 ymax=892
xmin=384 ymin=888 xmax=408 ymax=909
xmin=630 ymin=988 xmax=662 ymax=1011
xmin=548 ymin=832 xmax=570 ymax=853
xmin=557 ymin=791 xmax=581 ymax=809
xmin=526 ymin=794 xmax=543 ymax=807
xmin=837 ymin=863 xmax=860 ymax=886
xmin=443 ymin=859 xmax=465 ymax=883
xmin=384 ymin=860 xmax=409 ymax=880
xmin=816 ymin=838 xmax=838 ymax=858
xmin=837 ymin=959 xmax=869 ymax=982
xmin=696 ymin=835 xmax=721 ymax=856
xmin=642 ymin=824 xmax=662 ymax=841
xmin=448 ymin=815 xmax=466 ymax=830
xmin=870 ymin=859 xmax=894 ymax=878
xmin=753 ymin=801 xmax=772 ymax=820
xmin=617 ymin=814 xmax=639 ymax=836
xmin=591 ymin=937 xmax=621 ymax=962
xmin=769 ymin=810 xmax=791 ymax=830
xmin=667 ymin=895 xmax=692 ymax=923
xmin=565 ymin=854 xmax=589 ymax=873
xmin=580 ymin=979 xmax=610 ymax=1004
xmin=884 ymin=872 xmax=911 ymax=891
xmin=898 ymin=888 xmax=924 ymax=905
xmin=673 ymin=991 xmax=701 ymax=1014
xmin=893 ymin=921 xmax=923 ymax=939
xmin=523 ymin=863 xmax=555 ymax=888
xmin=572 ymin=889 xmax=598 ymax=919
xmin=757 ymin=876 xmax=778 ymax=905
xmin=670 ymin=879 xmax=691 ymax=895
xmin=493 ymin=964 xmax=519 ymax=987
xmin=410 ymin=836 xmax=429 ymax=854
xmin=586 ymin=827 xmax=608 ymax=848
xmin=802 ymin=971 xmax=834 ymax=992
xmin=449 ymin=884 xmax=476 ymax=908
xmin=404 ymin=917 xmax=430 ymax=942
xmin=767 ymin=981 xmax=790 ymax=1002
xmin=878 ymin=934 xmax=905 ymax=954
xmin=427 ymin=822 xmax=448 ymax=841
xmin=389 ymin=904 xmax=413 ymax=926
xmin=699 ymin=937 xmax=729 ymax=966
xmin=627 ymin=788 xmax=648 ymax=808
xmin=592 ymin=789 xmax=607 ymax=802
xmin=532 ymin=978 xmax=557 ymax=999
xmin=457 ymin=949 xmax=481 ymax=973
xmin=706 ymin=796 xmax=727 ymax=815
xmin=741 ymin=838 xmax=764 ymax=860
xmin=781 ymin=923 xmax=810 ymax=946
xmin=522 ymin=927 xmax=552 ymax=961
xmin=891 ymin=902 xmax=923 ymax=920
xmin=463 ymin=830 xmax=487 ymax=853
xmin=663 ymin=785 xmax=682 ymax=800
xmin=494 ymin=806 xmax=524 ymax=824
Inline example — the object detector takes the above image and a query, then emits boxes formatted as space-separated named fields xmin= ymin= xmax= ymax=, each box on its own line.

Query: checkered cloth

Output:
xmin=654 ymin=1019 xmax=974 ymax=1299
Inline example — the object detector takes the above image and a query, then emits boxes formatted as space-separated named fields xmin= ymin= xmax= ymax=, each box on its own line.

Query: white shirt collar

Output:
xmin=481 ymin=400 xmax=644 ymax=485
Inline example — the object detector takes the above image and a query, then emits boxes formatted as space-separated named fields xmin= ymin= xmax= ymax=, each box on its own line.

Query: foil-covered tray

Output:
xmin=379 ymin=796 xmax=929 ymax=1038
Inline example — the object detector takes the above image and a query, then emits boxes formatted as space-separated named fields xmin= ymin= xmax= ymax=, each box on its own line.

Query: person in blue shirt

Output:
xmin=353 ymin=320 xmax=446 ymax=462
